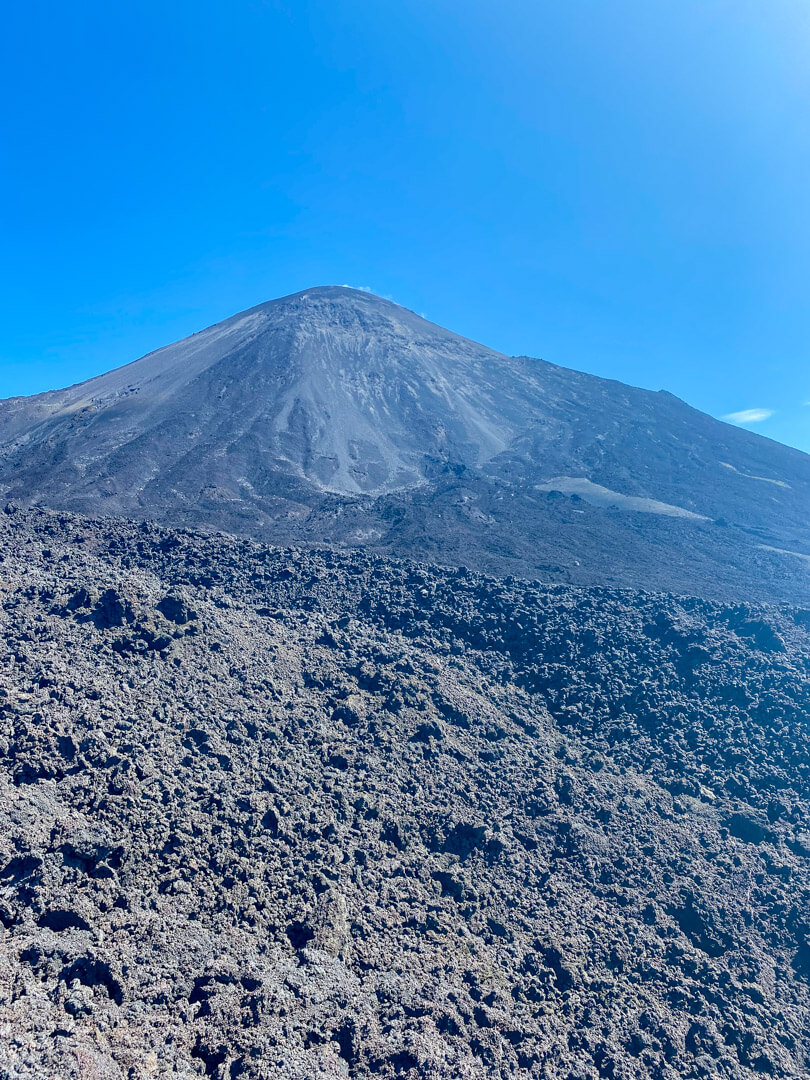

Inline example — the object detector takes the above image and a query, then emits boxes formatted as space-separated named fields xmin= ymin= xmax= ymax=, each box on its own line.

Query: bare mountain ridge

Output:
xmin=2 ymin=286 xmax=809 ymax=601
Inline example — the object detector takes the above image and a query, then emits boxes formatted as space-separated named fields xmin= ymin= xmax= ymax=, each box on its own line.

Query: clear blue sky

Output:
xmin=2 ymin=1 xmax=809 ymax=451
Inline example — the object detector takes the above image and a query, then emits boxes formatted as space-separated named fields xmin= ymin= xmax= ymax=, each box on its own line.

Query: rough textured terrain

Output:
xmin=2 ymin=507 xmax=810 ymax=1079
xmin=1 ymin=287 xmax=809 ymax=603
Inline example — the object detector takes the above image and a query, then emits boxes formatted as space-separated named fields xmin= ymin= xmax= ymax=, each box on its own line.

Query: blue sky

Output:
xmin=2 ymin=1 xmax=809 ymax=451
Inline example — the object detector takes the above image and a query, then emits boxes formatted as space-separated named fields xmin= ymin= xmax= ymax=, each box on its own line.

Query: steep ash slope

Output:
xmin=1 ymin=287 xmax=809 ymax=602
xmin=1 ymin=508 xmax=810 ymax=1079
xmin=0 ymin=288 xmax=522 ymax=499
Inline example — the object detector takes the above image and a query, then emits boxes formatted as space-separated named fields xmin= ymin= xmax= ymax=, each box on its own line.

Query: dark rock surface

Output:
xmin=1 ymin=506 xmax=809 ymax=1078
xmin=1 ymin=287 xmax=809 ymax=603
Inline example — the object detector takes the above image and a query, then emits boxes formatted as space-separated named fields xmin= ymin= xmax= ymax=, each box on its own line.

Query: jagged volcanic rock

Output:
xmin=1 ymin=507 xmax=809 ymax=1079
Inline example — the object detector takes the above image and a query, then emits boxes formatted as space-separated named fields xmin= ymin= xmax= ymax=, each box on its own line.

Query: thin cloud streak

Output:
xmin=723 ymin=408 xmax=774 ymax=425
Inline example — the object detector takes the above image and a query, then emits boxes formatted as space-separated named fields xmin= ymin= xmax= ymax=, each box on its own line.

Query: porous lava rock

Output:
xmin=0 ymin=506 xmax=809 ymax=1078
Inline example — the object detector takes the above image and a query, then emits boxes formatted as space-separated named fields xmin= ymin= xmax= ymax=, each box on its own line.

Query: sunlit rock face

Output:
xmin=1 ymin=285 xmax=809 ymax=602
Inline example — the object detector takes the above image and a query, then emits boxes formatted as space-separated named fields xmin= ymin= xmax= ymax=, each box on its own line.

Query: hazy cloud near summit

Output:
xmin=340 ymin=284 xmax=396 ymax=301
xmin=723 ymin=408 xmax=774 ymax=425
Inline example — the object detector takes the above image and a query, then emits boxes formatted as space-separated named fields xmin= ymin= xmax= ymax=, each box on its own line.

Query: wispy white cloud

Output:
xmin=338 ymin=284 xmax=396 ymax=301
xmin=723 ymin=408 xmax=774 ymax=425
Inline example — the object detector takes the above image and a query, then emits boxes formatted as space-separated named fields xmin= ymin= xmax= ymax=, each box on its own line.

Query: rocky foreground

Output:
xmin=1 ymin=507 xmax=809 ymax=1079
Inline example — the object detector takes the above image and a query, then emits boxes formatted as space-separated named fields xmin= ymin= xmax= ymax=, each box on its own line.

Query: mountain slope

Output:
xmin=0 ymin=287 xmax=533 ymax=499
xmin=1 ymin=286 xmax=809 ymax=601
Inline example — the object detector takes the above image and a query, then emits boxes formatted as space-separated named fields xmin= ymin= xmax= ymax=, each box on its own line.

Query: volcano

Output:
xmin=1 ymin=286 xmax=809 ymax=601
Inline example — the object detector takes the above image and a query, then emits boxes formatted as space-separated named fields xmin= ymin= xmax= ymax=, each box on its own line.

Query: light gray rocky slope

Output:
xmin=2 ymin=507 xmax=810 ymax=1079
xmin=1 ymin=286 xmax=809 ymax=601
